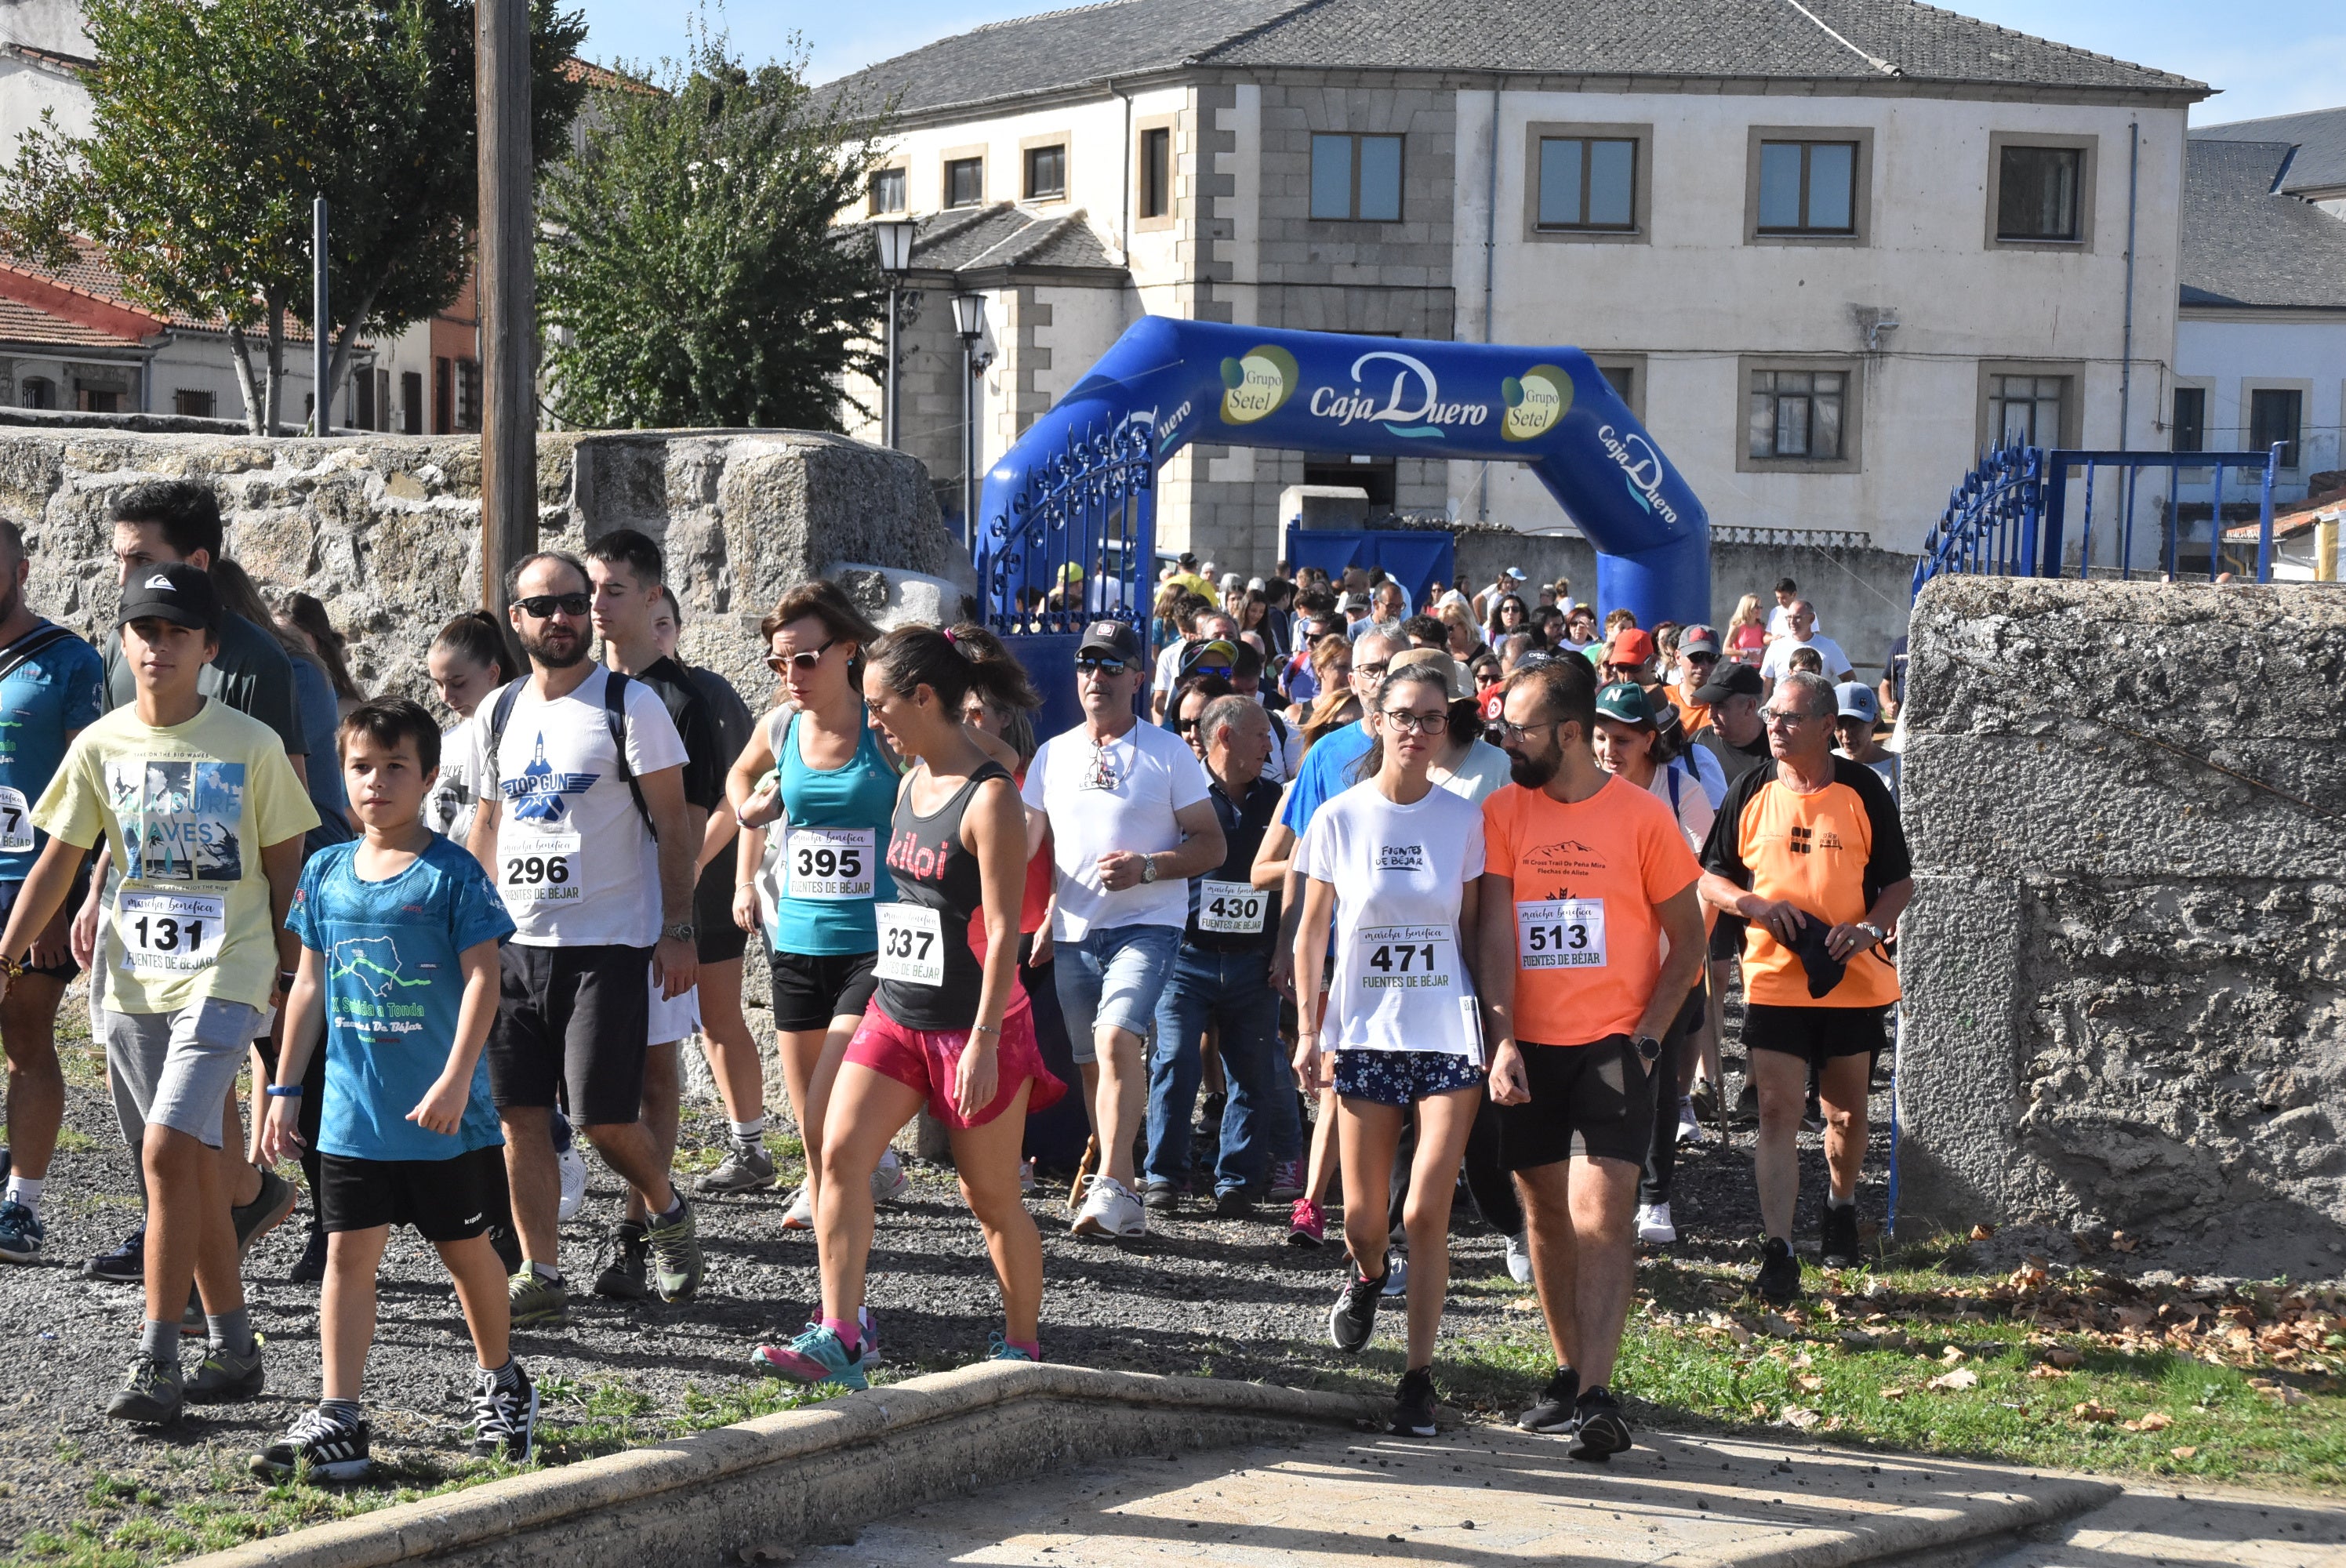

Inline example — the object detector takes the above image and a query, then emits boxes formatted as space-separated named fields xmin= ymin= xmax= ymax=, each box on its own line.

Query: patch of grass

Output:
xmin=1442 ymin=1253 xmax=2346 ymax=1492
xmin=52 ymin=1127 xmax=97 ymax=1154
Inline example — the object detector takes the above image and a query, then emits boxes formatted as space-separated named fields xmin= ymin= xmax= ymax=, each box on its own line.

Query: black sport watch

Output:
xmin=1632 ymin=1033 xmax=1663 ymax=1065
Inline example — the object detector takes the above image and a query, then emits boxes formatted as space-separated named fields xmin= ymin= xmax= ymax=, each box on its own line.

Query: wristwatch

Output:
xmin=1632 ymin=1033 xmax=1664 ymax=1065
xmin=1856 ymin=921 xmax=1887 ymax=944
xmin=1138 ymin=855 xmax=1159 ymax=884
xmin=663 ymin=920 xmax=697 ymax=943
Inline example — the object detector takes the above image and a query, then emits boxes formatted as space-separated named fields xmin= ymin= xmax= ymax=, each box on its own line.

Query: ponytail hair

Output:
xmin=944 ymin=621 xmax=1041 ymax=714
xmin=868 ymin=620 xmax=1039 ymax=716
xmin=431 ymin=609 xmax=523 ymax=686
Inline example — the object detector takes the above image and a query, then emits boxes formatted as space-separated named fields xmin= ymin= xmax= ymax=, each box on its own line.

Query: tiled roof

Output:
xmin=859 ymin=204 xmax=1123 ymax=274
xmin=2193 ymin=105 xmax=2346 ymax=199
xmin=1 ymin=240 xmax=317 ymax=341
xmin=823 ymin=0 xmax=2202 ymax=118
xmin=0 ymin=292 xmax=141 ymax=350
xmin=2178 ymin=139 xmax=2346 ymax=311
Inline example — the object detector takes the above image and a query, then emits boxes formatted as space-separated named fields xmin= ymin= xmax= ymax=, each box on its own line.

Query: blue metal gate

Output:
xmin=1914 ymin=441 xmax=2284 ymax=596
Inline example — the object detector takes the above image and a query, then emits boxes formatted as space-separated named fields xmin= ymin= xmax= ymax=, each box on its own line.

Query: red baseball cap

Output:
xmin=1605 ymin=628 xmax=1655 ymax=666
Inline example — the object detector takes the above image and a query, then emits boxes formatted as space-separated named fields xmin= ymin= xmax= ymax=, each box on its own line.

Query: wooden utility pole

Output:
xmin=476 ymin=0 xmax=536 ymax=613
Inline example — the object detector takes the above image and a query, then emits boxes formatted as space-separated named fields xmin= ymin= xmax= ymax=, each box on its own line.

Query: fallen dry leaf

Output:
xmin=2072 ymin=1402 xmax=2121 ymax=1423
xmin=2027 ymin=1364 xmax=2071 ymax=1381
xmin=1926 ymin=1368 xmax=1981 ymax=1392
xmin=1728 ymin=1321 xmax=1756 ymax=1346
xmin=1507 ymin=1298 xmax=1538 ymax=1312
xmin=1795 ymin=1374 xmax=1825 ymax=1393
xmin=1970 ymin=1223 xmax=1996 ymax=1240
xmin=1882 ymin=1385 xmax=1910 ymax=1400
xmin=2109 ymin=1232 xmax=2138 ymax=1254
xmin=2170 ymin=1446 xmax=2199 ymax=1460
xmin=2123 ymin=1412 xmax=2174 ymax=1432
xmin=2046 ymin=1348 xmax=2083 ymax=1368
xmin=1940 ymin=1345 xmax=1969 ymax=1364
xmin=1781 ymin=1406 xmax=1822 ymax=1429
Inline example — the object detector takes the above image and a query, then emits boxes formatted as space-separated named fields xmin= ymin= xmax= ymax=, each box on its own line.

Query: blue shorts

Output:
xmin=1334 ymin=1048 xmax=1484 ymax=1108
xmin=1053 ymin=924 xmax=1181 ymax=1065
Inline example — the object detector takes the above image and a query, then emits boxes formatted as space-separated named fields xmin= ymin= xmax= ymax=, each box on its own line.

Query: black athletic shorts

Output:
xmin=0 ymin=865 xmax=92 ymax=984
xmin=318 ymin=1145 xmax=503 ymax=1241
xmin=693 ymin=850 xmax=750 ymax=965
xmin=1743 ymin=1003 xmax=1889 ymax=1065
xmin=1494 ymin=1035 xmax=1657 ymax=1171
xmin=768 ymin=948 xmax=881 ymax=1033
xmin=1708 ymin=913 xmax=1746 ymax=964
xmin=488 ymin=942 xmax=653 ymax=1124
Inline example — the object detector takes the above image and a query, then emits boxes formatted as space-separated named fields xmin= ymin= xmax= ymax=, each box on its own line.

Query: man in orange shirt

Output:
xmin=1666 ymin=626 xmax=1720 ymax=736
xmin=1698 ymin=670 xmax=1911 ymax=1306
xmin=1478 ymin=657 xmax=1705 ymax=1460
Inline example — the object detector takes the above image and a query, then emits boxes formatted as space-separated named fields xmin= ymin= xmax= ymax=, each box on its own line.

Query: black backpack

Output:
xmin=485 ymin=671 xmax=655 ymax=841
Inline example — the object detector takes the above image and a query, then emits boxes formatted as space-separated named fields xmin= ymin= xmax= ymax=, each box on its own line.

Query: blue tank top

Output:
xmin=763 ymin=710 xmax=900 ymax=955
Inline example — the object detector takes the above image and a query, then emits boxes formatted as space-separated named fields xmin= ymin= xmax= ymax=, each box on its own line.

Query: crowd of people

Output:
xmin=0 ymin=493 xmax=1912 ymax=1474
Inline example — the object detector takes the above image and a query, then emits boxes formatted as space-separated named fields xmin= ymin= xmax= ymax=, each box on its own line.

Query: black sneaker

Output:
xmin=105 ymin=1352 xmax=182 ymax=1425
xmin=1517 ymin=1366 xmax=1582 ymax=1435
xmin=1819 ymin=1203 xmax=1861 ymax=1269
xmin=1327 ymin=1260 xmax=1387 ymax=1353
xmin=1142 ymin=1180 xmax=1183 ymax=1213
xmin=1754 ymin=1235 xmax=1800 ymax=1307
xmin=252 ymin=1406 xmax=371 ymax=1482
xmin=593 ymin=1220 xmax=648 ymax=1301
xmin=85 ymin=1225 xmax=144 ymax=1283
xmin=1389 ymin=1367 xmax=1438 ymax=1437
xmin=488 ymin=1222 xmax=523 ymax=1277
xmin=232 ymin=1171 xmax=298 ymax=1260
xmin=470 ymin=1363 xmax=539 ymax=1463
xmin=289 ymin=1225 xmax=329 ymax=1285
xmin=1568 ymin=1385 xmax=1632 ymax=1462
xmin=1213 ymin=1187 xmax=1254 ymax=1220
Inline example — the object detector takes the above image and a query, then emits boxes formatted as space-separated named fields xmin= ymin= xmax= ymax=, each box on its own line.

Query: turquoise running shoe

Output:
xmin=748 ymin=1323 xmax=868 ymax=1390
xmin=986 ymin=1333 xmax=1037 ymax=1363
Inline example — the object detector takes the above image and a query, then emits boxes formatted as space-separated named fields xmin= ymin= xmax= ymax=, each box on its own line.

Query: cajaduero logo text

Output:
xmin=1500 ymin=365 xmax=1573 ymax=442
xmin=1218 ymin=346 xmax=1299 ymax=424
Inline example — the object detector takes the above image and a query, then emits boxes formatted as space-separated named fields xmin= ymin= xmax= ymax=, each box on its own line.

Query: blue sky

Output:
xmin=571 ymin=0 xmax=2338 ymax=126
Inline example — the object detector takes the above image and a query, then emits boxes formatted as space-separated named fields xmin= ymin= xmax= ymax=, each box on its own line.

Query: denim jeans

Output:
xmin=1146 ymin=943 xmax=1302 ymax=1193
xmin=1053 ymin=924 xmax=1182 ymax=1065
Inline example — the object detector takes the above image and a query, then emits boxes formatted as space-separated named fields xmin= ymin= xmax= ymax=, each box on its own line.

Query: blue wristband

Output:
xmin=264 ymin=1083 xmax=303 ymax=1098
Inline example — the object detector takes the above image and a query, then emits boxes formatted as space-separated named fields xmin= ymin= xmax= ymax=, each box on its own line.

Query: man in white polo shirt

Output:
xmin=1024 ymin=621 xmax=1225 ymax=1241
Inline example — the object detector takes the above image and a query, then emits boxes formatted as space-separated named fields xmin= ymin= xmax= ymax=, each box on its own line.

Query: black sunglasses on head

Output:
xmin=514 ymin=592 xmax=590 ymax=619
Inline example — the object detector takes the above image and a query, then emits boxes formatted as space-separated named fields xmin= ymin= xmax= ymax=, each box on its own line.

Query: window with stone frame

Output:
xmin=1310 ymin=133 xmax=1402 ymax=222
xmin=1748 ymin=369 xmax=1847 ymax=461
xmin=1988 ymin=373 xmax=2066 ymax=447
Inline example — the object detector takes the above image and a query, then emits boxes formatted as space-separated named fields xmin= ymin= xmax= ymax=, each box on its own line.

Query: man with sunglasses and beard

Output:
xmin=464 ymin=553 xmax=704 ymax=1328
xmin=1024 ymin=622 xmax=1225 ymax=1241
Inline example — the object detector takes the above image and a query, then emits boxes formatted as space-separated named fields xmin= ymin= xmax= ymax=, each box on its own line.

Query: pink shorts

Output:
xmin=845 ymin=999 xmax=1066 ymax=1131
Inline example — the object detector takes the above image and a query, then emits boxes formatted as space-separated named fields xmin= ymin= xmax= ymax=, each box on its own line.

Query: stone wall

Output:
xmin=1898 ymin=578 xmax=2346 ymax=1276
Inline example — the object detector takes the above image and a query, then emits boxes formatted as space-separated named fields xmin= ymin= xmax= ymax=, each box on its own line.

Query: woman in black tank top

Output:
xmin=754 ymin=623 xmax=1062 ymax=1385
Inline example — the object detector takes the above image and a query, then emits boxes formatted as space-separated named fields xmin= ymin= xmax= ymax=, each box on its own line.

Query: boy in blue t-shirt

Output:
xmin=256 ymin=698 xmax=532 ymax=1479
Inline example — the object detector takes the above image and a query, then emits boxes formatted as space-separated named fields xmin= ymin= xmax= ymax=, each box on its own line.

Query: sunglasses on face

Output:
xmin=1077 ymin=656 xmax=1129 ymax=676
xmin=766 ymin=637 xmax=838 ymax=673
xmin=1685 ymin=652 xmax=1719 ymax=666
xmin=515 ymin=593 xmax=591 ymax=619
xmin=1380 ymin=710 xmax=1450 ymax=735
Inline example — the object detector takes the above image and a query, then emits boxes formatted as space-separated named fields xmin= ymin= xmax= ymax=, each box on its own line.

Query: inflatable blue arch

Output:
xmin=976 ymin=318 xmax=1709 ymax=632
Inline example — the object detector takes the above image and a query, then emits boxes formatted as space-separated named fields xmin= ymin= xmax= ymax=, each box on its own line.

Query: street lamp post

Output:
xmin=872 ymin=220 xmax=917 ymax=448
xmin=951 ymin=290 xmax=987 ymax=553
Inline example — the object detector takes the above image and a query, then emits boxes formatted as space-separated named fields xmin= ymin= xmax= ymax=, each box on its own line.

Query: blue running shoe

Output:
xmin=986 ymin=1333 xmax=1037 ymax=1363
xmin=748 ymin=1323 xmax=869 ymax=1390
xmin=0 ymin=1200 xmax=43 ymax=1263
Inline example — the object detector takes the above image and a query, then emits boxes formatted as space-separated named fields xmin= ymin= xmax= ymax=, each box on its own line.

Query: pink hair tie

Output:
xmin=942 ymin=628 xmax=958 ymax=644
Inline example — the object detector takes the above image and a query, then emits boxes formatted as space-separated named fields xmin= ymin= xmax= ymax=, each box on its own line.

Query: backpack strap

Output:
xmin=602 ymin=670 xmax=657 ymax=843
xmin=0 ymin=622 xmax=77 ymax=688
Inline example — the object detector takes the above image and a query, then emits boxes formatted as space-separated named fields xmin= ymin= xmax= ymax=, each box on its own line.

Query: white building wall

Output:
xmin=2175 ymin=313 xmax=2346 ymax=491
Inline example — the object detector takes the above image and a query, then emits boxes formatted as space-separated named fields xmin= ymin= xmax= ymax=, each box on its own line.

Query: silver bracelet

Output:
xmin=971 ymin=1023 xmax=1000 ymax=1037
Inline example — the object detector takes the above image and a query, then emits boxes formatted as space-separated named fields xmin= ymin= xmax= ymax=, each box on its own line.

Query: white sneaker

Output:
xmin=556 ymin=1145 xmax=588 ymax=1223
xmin=1676 ymin=1097 xmax=1705 ymax=1146
xmin=870 ymin=1150 xmax=910 ymax=1204
xmin=1636 ymin=1201 xmax=1676 ymax=1245
xmin=780 ymin=1185 xmax=816 ymax=1231
xmin=1019 ymin=1158 xmax=1037 ymax=1195
xmin=1504 ymin=1230 xmax=1534 ymax=1285
xmin=1071 ymin=1175 xmax=1146 ymax=1240
xmin=1382 ymin=1254 xmax=1410 ymax=1297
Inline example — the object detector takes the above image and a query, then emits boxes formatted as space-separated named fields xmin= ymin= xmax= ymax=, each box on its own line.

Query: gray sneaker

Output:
xmin=695 ymin=1140 xmax=778 ymax=1196
xmin=231 ymin=1170 xmax=298 ymax=1261
xmin=508 ymin=1262 xmax=569 ymax=1327
xmin=185 ymin=1337 xmax=266 ymax=1403
xmin=106 ymin=1352 xmax=183 ymax=1425
xmin=645 ymin=1198 xmax=703 ymax=1303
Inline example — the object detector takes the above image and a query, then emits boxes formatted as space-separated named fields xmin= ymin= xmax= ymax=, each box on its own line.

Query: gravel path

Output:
xmin=0 ymin=998 xmax=1891 ymax=1559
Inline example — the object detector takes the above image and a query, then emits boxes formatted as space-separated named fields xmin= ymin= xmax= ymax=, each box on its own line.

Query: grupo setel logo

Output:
xmin=1306 ymin=350 xmax=1491 ymax=440
xmin=1596 ymin=423 xmax=1682 ymax=527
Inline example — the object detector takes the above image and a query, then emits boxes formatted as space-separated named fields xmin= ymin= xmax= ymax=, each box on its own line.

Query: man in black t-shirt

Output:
xmin=586 ymin=532 xmax=725 ymax=1301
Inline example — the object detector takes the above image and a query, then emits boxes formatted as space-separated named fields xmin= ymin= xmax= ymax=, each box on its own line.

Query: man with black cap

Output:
xmin=1698 ymin=670 xmax=1911 ymax=1306
xmin=1023 ymin=620 xmax=1224 ymax=1241
xmin=1687 ymin=662 xmax=1770 ymax=789
xmin=1 ymin=562 xmax=318 ymax=1424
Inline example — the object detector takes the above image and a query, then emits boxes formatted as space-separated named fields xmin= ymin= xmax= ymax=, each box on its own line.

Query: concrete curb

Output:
xmin=184 ymin=1364 xmax=1388 ymax=1568
xmin=1654 ymin=1467 xmax=2123 ymax=1568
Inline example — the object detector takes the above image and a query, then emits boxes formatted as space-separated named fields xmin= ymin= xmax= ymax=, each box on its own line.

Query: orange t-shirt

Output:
xmin=1699 ymin=757 xmax=1910 ymax=1008
xmin=1481 ymin=776 xmax=1701 ymax=1045
xmin=1668 ymin=686 xmax=1712 ymax=735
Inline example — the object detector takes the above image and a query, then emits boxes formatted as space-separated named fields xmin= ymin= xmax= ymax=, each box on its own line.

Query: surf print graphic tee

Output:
xmin=1295 ymin=779 xmax=1485 ymax=1058
xmin=34 ymin=699 xmax=318 ymax=1014
xmin=287 ymin=836 xmax=515 ymax=1162
xmin=470 ymin=667 xmax=688 ymax=949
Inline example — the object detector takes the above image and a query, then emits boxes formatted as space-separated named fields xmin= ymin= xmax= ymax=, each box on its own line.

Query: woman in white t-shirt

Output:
xmin=1291 ymin=662 xmax=1487 ymax=1439
xmin=423 ymin=612 xmax=521 ymax=845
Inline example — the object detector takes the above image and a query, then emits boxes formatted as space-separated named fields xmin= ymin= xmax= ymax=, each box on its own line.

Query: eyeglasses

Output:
xmin=1354 ymin=660 xmax=1389 ymax=681
xmin=1380 ymin=710 xmax=1450 ymax=735
xmin=514 ymin=593 xmax=590 ymax=619
xmin=1498 ymin=718 xmax=1560 ymax=743
xmin=1760 ymin=706 xmax=1823 ymax=727
xmin=766 ymin=637 xmax=837 ymax=673
xmin=1076 ymin=655 xmax=1130 ymax=677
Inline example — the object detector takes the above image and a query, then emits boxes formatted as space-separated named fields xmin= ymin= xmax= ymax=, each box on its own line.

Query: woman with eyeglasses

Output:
xmin=724 ymin=582 xmax=910 ymax=1256
xmin=1291 ymin=661 xmax=1488 ymax=1438
xmin=754 ymin=626 xmax=1063 ymax=1388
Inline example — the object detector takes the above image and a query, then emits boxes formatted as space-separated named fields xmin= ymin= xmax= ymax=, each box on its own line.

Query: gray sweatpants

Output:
xmin=101 ymin=1000 xmax=267 ymax=1150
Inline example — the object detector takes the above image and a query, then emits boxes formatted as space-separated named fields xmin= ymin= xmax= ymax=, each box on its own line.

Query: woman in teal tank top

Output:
xmin=728 ymin=582 xmax=906 ymax=1238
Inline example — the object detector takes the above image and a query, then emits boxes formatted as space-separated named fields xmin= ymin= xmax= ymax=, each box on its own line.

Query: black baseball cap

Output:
xmin=1077 ymin=619 xmax=1145 ymax=664
xmin=1691 ymin=662 xmax=1763 ymax=705
xmin=116 ymin=562 xmax=220 ymax=633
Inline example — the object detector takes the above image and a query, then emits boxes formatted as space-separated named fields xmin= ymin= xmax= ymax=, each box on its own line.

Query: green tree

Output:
xmin=536 ymin=38 xmax=888 ymax=430
xmin=0 ymin=0 xmax=587 ymax=434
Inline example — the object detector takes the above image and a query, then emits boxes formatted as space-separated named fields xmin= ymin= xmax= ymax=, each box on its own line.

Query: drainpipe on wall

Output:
xmin=2116 ymin=122 xmax=2139 ymax=543
xmin=1113 ymin=79 xmax=1131 ymax=264
xmin=1476 ymin=84 xmax=1499 ymax=522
